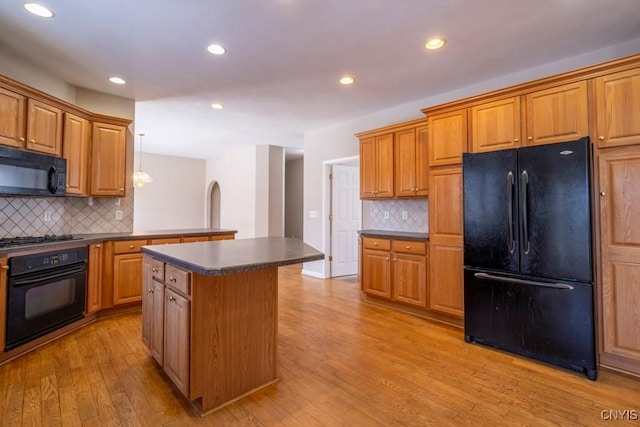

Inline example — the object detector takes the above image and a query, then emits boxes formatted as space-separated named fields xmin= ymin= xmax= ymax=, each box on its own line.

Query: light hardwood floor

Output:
xmin=1 ymin=265 xmax=639 ymax=426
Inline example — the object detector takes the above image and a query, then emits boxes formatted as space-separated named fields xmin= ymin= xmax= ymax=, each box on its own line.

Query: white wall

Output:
xmin=133 ymin=152 xmax=206 ymax=231
xmin=302 ymin=39 xmax=640 ymax=277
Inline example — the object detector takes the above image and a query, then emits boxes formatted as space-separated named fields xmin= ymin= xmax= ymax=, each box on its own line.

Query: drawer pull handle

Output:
xmin=598 ymin=136 xmax=605 ymax=141
xmin=170 ymin=277 xmax=177 ymax=282
xmin=129 ymin=244 xmax=135 ymax=249
xmin=148 ymin=288 xmax=153 ymax=294
xmin=405 ymin=246 xmax=410 ymax=249
xmin=19 ymin=137 xmax=25 ymax=142
xmin=169 ymin=296 xmax=176 ymax=302
xmin=373 ymin=242 xmax=378 ymax=246
xmin=514 ymin=138 xmax=519 ymax=143
xmin=152 ymin=267 xmax=158 ymax=273
xmin=30 ymin=139 xmax=36 ymax=144
xmin=95 ymin=244 xmax=101 ymax=248
xmin=527 ymin=136 xmax=533 ymax=141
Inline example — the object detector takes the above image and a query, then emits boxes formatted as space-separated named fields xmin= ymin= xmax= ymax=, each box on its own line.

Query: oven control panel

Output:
xmin=8 ymin=246 xmax=88 ymax=276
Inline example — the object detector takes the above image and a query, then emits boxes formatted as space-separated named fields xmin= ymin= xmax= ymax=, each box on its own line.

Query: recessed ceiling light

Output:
xmin=109 ymin=77 xmax=126 ymax=85
xmin=340 ymin=76 xmax=355 ymax=85
xmin=23 ymin=2 xmax=54 ymax=18
xmin=207 ymin=44 xmax=227 ymax=55
xmin=425 ymin=38 xmax=446 ymax=50
xmin=211 ymin=103 xmax=224 ymax=110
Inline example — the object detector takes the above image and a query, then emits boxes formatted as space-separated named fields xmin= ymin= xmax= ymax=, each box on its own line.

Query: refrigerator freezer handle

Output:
xmin=474 ymin=272 xmax=575 ymax=290
xmin=507 ymin=172 xmax=515 ymax=254
xmin=520 ymin=170 xmax=530 ymax=255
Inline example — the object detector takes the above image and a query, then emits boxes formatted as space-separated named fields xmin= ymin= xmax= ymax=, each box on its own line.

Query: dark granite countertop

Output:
xmin=359 ymin=229 xmax=429 ymax=241
xmin=141 ymin=237 xmax=324 ymax=276
xmin=0 ymin=228 xmax=237 ymax=256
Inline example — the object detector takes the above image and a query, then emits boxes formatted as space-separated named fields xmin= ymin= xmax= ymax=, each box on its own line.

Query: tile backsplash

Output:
xmin=0 ymin=195 xmax=133 ymax=237
xmin=368 ymin=199 xmax=428 ymax=232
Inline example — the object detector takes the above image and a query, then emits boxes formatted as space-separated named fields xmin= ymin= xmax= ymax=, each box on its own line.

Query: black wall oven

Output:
xmin=5 ymin=246 xmax=87 ymax=350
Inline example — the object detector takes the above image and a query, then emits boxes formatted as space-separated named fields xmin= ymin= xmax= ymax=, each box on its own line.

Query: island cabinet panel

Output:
xmin=470 ymin=96 xmax=521 ymax=153
xmin=164 ymin=288 xmax=190 ymax=396
xmin=594 ymin=68 xmax=640 ymax=149
xmin=26 ymin=99 xmax=63 ymax=155
xmin=151 ymin=279 xmax=165 ymax=364
xmin=63 ymin=113 xmax=91 ymax=195
xmin=0 ymin=87 xmax=26 ymax=148
xmin=190 ymin=268 xmax=278 ymax=411
xmin=523 ymin=81 xmax=588 ymax=147
xmin=90 ymin=122 xmax=127 ymax=197
xmin=598 ymin=147 xmax=640 ymax=375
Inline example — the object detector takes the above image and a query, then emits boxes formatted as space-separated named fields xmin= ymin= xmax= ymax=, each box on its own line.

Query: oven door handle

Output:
xmin=12 ymin=264 xmax=86 ymax=286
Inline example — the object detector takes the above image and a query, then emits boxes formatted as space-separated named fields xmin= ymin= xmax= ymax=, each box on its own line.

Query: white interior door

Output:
xmin=330 ymin=165 xmax=361 ymax=277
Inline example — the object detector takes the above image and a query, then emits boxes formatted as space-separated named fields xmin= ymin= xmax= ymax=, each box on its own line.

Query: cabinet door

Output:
xmin=392 ymin=252 xmax=427 ymax=307
xmin=429 ymin=109 xmax=467 ymax=166
xmin=151 ymin=279 xmax=165 ymax=365
xmin=164 ymin=288 xmax=190 ymax=397
xmin=376 ymin=134 xmax=394 ymax=198
xmin=594 ymin=68 xmax=640 ymax=148
xmin=359 ymin=136 xmax=378 ymax=198
xmin=0 ymin=87 xmax=26 ymax=148
xmin=415 ymin=125 xmax=429 ymax=196
xmin=26 ymin=99 xmax=63 ymax=155
xmin=470 ymin=96 xmax=521 ymax=153
xmin=395 ymin=128 xmax=417 ymax=197
xmin=86 ymin=243 xmax=103 ymax=315
xmin=524 ymin=81 xmax=588 ymax=146
xmin=63 ymin=113 xmax=91 ymax=195
xmin=361 ymin=248 xmax=391 ymax=299
xmin=429 ymin=166 xmax=464 ymax=318
xmin=113 ymin=253 xmax=143 ymax=305
xmin=598 ymin=147 xmax=640 ymax=374
xmin=91 ymin=122 xmax=126 ymax=196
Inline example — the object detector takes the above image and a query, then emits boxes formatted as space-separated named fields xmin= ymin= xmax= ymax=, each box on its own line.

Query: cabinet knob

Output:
xmin=119 ymin=188 xmax=124 ymax=192
xmin=30 ymin=139 xmax=35 ymax=144
xmin=129 ymin=244 xmax=135 ymax=249
xmin=514 ymin=138 xmax=519 ymax=142
xmin=527 ymin=136 xmax=533 ymax=141
xmin=600 ymin=192 xmax=606 ymax=196
xmin=95 ymin=244 xmax=101 ymax=248
xmin=373 ymin=242 xmax=378 ymax=246
xmin=152 ymin=267 xmax=158 ymax=273
xmin=393 ymin=258 xmax=397 ymax=262
xmin=405 ymin=246 xmax=410 ymax=250
xmin=169 ymin=296 xmax=176 ymax=302
xmin=148 ymin=288 xmax=153 ymax=294
xmin=598 ymin=136 xmax=605 ymax=141
xmin=385 ymin=257 xmax=389 ymax=261
xmin=170 ymin=277 xmax=177 ymax=282
xmin=2 ymin=265 xmax=8 ymax=270
xmin=19 ymin=137 xmax=25 ymax=142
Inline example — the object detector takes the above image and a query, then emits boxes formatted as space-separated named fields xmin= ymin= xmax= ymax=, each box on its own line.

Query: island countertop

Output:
xmin=141 ymin=237 xmax=324 ymax=276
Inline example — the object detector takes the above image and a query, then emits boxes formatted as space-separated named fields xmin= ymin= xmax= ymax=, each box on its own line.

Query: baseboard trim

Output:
xmin=301 ymin=269 xmax=325 ymax=279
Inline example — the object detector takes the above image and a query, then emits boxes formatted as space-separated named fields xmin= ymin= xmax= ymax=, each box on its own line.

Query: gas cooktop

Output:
xmin=0 ymin=234 xmax=77 ymax=249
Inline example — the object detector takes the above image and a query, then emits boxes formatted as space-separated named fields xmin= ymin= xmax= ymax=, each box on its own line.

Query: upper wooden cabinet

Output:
xmin=90 ymin=122 xmax=127 ymax=197
xmin=26 ymin=99 xmax=63 ymax=155
xmin=359 ymin=133 xmax=394 ymax=198
xmin=0 ymin=87 xmax=26 ymax=148
xmin=470 ymin=96 xmax=521 ymax=153
xmin=395 ymin=124 xmax=429 ymax=197
xmin=63 ymin=113 xmax=91 ymax=195
xmin=523 ymin=81 xmax=588 ymax=146
xmin=594 ymin=68 xmax=640 ymax=149
xmin=428 ymin=109 xmax=467 ymax=166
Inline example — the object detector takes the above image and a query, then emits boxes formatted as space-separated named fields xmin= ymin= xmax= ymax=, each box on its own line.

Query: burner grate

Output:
xmin=0 ymin=234 xmax=75 ymax=249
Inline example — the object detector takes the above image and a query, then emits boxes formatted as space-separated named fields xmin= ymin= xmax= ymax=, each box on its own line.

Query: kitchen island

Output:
xmin=140 ymin=237 xmax=323 ymax=416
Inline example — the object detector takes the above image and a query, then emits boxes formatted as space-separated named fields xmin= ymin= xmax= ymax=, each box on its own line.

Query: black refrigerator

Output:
xmin=462 ymin=137 xmax=596 ymax=380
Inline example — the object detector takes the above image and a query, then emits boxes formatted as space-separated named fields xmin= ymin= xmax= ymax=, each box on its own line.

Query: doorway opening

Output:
xmin=207 ymin=181 xmax=221 ymax=228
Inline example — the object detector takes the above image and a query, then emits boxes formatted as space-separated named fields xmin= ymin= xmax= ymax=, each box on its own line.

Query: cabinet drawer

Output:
xmin=165 ymin=264 xmax=190 ymax=296
xmin=149 ymin=237 xmax=181 ymax=245
xmin=210 ymin=234 xmax=234 ymax=241
xmin=182 ymin=235 xmax=210 ymax=243
xmin=114 ymin=239 xmax=148 ymax=254
xmin=392 ymin=240 xmax=426 ymax=255
xmin=151 ymin=259 xmax=165 ymax=281
xmin=362 ymin=237 xmax=391 ymax=251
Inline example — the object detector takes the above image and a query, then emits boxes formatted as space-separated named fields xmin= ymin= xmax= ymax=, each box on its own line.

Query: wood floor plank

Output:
xmin=1 ymin=265 xmax=639 ymax=426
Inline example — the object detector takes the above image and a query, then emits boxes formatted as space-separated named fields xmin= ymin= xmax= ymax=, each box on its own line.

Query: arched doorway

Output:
xmin=207 ymin=181 xmax=221 ymax=228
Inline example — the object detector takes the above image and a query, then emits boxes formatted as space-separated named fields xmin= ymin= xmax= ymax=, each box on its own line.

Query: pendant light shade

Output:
xmin=134 ymin=133 xmax=153 ymax=187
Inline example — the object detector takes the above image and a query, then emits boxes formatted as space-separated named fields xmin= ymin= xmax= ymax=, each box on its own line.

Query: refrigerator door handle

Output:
xmin=520 ymin=170 xmax=530 ymax=255
xmin=474 ymin=272 xmax=575 ymax=290
xmin=507 ymin=171 xmax=515 ymax=254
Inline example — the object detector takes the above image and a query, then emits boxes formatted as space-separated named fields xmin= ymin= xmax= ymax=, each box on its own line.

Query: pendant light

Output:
xmin=133 ymin=133 xmax=153 ymax=187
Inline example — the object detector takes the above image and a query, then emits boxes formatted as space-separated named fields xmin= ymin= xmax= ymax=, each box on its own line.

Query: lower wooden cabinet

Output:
xmin=142 ymin=255 xmax=192 ymax=397
xmin=86 ymin=243 xmax=103 ymax=314
xmin=113 ymin=253 xmax=144 ymax=305
xmin=361 ymin=237 xmax=428 ymax=309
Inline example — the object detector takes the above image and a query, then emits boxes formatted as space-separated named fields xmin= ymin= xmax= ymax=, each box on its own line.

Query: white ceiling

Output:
xmin=1 ymin=1 xmax=640 ymax=159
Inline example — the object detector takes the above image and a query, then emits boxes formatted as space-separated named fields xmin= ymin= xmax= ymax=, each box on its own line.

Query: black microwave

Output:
xmin=0 ymin=145 xmax=66 ymax=197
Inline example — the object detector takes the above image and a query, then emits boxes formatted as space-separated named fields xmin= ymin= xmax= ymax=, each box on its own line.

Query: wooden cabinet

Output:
xmin=112 ymin=239 xmax=147 ymax=305
xmin=428 ymin=166 xmax=464 ymax=318
xmin=428 ymin=109 xmax=467 ymax=166
xmin=63 ymin=113 xmax=91 ymax=195
xmin=361 ymin=238 xmax=392 ymax=299
xmin=597 ymin=147 xmax=640 ymax=375
xmin=90 ymin=122 xmax=127 ymax=197
xmin=86 ymin=243 xmax=103 ymax=314
xmin=523 ymin=81 xmax=588 ymax=147
xmin=392 ymin=240 xmax=427 ymax=308
xmin=361 ymin=237 xmax=428 ymax=308
xmin=360 ymin=133 xmax=394 ymax=198
xmin=0 ymin=87 xmax=26 ymax=148
xmin=594 ymin=68 xmax=640 ymax=149
xmin=470 ymin=96 xmax=521 ymax=153
xmin=26 ymin=99 xmax=63 ymax=155
xmin=395 ymin=124 xmax=429 ymax=197
xmin=142 ymin=255 xmax=191 ymax=397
